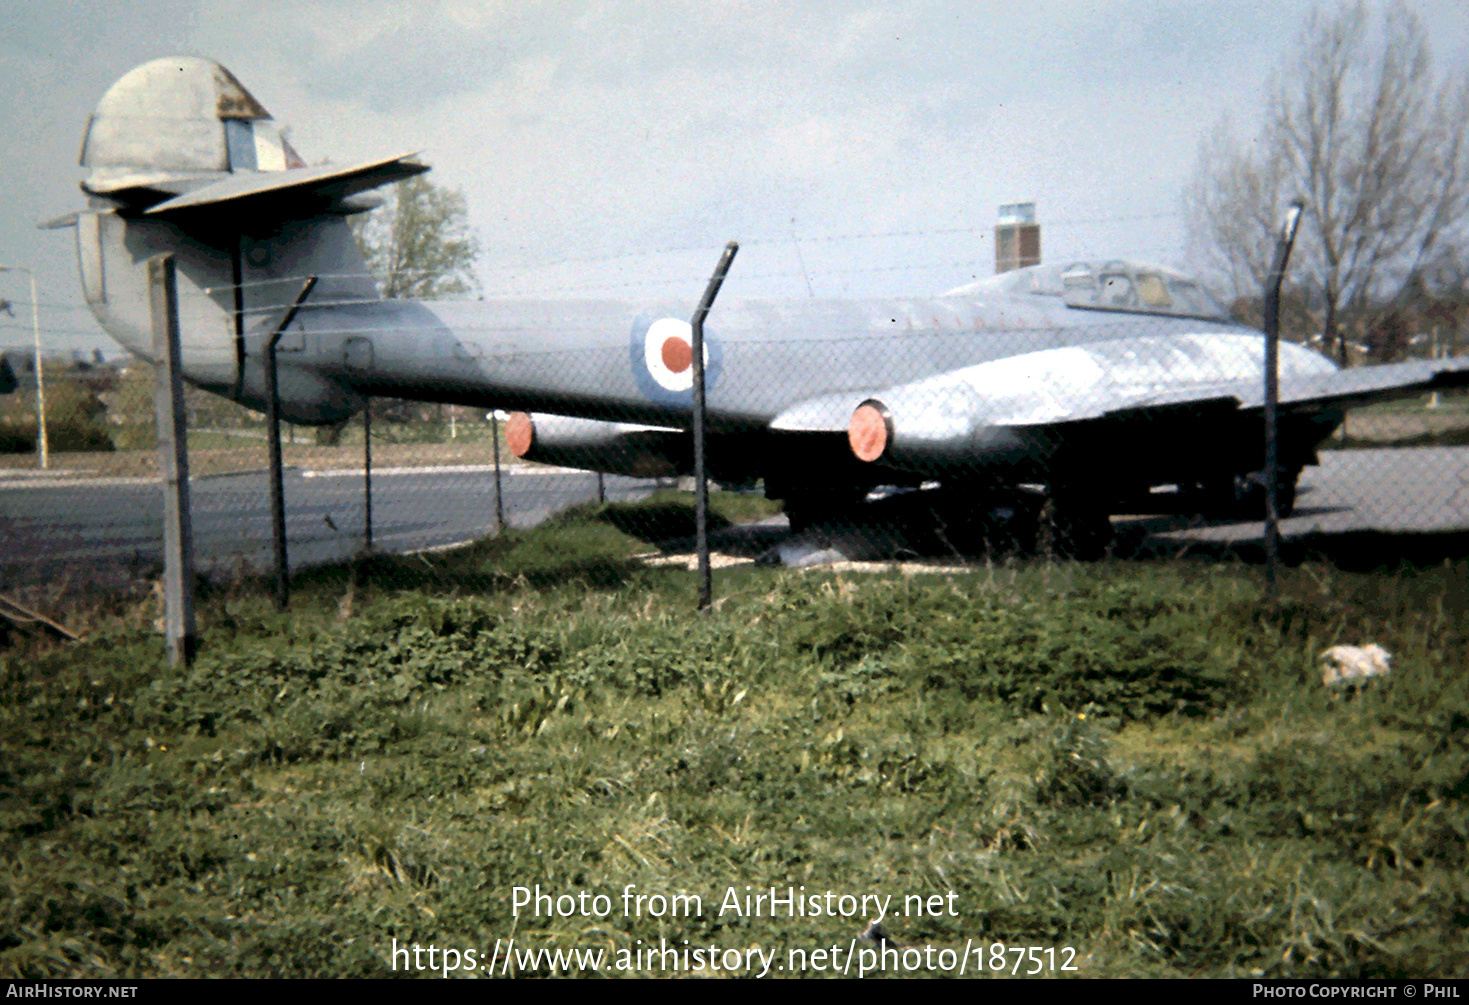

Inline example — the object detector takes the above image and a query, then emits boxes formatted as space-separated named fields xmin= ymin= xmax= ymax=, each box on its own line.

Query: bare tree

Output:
xmin=1187 ymin=2 xmax=1469 ymax=364
xmin=1188 ymin=119 xmax=1292 ymax=301
xmin=352 ymin=176 xmax=480 ymax=300
xmin=325 ymin=178 xmax=480 ymax=444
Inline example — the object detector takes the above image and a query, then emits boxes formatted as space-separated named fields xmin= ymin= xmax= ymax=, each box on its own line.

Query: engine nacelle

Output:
xmin=847 ymin=396 xmax=1044 ymax=476
xmin=505 ymin=412 xmax=689 ymax=477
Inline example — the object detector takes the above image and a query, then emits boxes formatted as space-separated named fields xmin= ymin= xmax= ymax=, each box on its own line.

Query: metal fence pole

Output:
xmin=265 ymin=276 xmax=318 ymax=611
xmin=491 ymin=411 xmax=505 ymax=531
xmin=148 ymin=254 xmax=196 ymax=665
xmin=25 ymin=271 xmax=47 ymax=470
xmin=690 ymin=241 xmax=739 ymax=612
xmin=363 ymin=396 xmax=373 ymax=553
xmin=265 ymin=343 xmax=288 ymax=609
xmin=0 ymin=265 xmax=48 ymax=469
xmin=1263 ymin=200 xmax=1304 ymax=599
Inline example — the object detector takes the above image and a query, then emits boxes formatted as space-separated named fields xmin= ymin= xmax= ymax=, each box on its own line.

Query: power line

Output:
xmin=480 ymin=211 xmax=1183 ymax=272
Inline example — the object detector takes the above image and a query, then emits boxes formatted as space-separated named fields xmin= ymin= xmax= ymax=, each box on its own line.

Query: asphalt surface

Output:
xmin=1122 ymin=447 xmax=1469 ymax=544
xmin=3 ymin=447 xmax=1469 ymax=591
xmin=0 ymin=464 xmax=654 ymax=591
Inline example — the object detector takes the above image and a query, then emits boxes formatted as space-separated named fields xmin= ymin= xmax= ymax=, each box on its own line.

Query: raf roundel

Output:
xmin=642 ymin=317 xmax=706 ymax=393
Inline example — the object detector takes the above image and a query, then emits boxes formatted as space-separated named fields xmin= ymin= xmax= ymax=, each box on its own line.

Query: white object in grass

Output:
xmin=1319 ymin=644 xmax=1392 ymax=686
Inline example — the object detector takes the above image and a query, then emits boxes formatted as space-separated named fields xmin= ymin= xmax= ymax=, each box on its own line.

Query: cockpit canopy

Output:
xmin=947 ymin=260 xmax=1232 ymax=321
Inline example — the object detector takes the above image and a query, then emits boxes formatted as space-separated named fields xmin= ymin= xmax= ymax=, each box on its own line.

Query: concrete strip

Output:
xmin=302 ymin=463 xmax=581 ymax=478
xmin=0 ymin=475 xmax=158 ymax=489
xmin=0 ymin=468 xmax=100 ymax=480
xmin=640 ymin=552 xmax=755 ymax=570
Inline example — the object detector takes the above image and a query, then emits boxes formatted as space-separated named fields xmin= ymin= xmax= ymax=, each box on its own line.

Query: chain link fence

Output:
xmin=0 ymin=398 xmax=659 ymax=594
xmin=4 ymin=310 xmax=1469 ymax=612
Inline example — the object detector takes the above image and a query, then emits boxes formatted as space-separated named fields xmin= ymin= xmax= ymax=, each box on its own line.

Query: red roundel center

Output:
xmin=660 ymin=336 xmax=693 ymax=374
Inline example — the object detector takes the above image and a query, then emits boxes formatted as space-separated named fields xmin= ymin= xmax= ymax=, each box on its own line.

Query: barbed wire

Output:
xmin=481 ymin=211 xmax=1183 ymax=272
xmin=188 ymin=259 xmax=985 ymax=305
xmin=3 ymin=209 xmax=1195 ymax=344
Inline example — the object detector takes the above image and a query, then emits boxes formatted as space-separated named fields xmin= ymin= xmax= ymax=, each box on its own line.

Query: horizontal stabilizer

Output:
xmin=39 ymin=212 xmax=80 ymax=231
xmin=82 ymin=169 xmax=219 ymax=199
xmin=142 ymin=153 xmax=428 ymax=217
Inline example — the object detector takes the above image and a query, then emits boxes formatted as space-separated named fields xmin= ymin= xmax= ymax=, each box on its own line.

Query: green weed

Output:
xmin=2 ymin=531 xmax=1467 ymax=977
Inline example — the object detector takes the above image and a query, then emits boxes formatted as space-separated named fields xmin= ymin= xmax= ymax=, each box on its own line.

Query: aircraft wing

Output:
xmin=768 ymin=335 xmax=1469 ymax=470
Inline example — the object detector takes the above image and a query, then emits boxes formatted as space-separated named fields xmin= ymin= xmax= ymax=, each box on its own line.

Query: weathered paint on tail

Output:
xmin=70 ymin=57 xmax=417 ymax=424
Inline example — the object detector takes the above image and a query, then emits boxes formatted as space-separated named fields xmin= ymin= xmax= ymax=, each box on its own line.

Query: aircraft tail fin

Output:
xmin=67 ymin=57 xmax=385 ymax=425
xmin=78 ymin=56 xmax=426 ymax=220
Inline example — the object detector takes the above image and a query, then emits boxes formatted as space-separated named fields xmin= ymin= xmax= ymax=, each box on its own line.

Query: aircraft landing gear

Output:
xmin=781 ymin=486 xmax=869 ymax=534
xmin=1039 ymin=489 xmax=1113 ymax=561
xmin=774 ymin=482 xmax=1115 ymax=562
xmin=1242 ymin=465 xmax=1300 ymax=519
xmin=1195 ymin=466 xmax=1301 ymax=519
xmin=946 ymin=484 xmax=1113 ymax=560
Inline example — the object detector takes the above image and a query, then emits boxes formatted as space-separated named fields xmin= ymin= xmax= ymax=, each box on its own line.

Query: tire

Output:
xmin=782 ymin=487 xmax=868 ymax=534
xmin=1276 ymin=471 xmax=1299 ymax=518
xmin=1040 ymin=494 xmax=1113 ymax=561
xmin=1232 ymin=467 xmax=1300 ymax=519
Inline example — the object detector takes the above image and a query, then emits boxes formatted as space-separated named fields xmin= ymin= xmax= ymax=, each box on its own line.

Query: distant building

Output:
xmin=995 ymin=202 xmax=1041 ymax=273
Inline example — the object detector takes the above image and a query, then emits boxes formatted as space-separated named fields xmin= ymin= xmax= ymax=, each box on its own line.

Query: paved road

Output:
xmin=1129 ymin=447 xmax=1469 ymax=544
xmin=0 ymin=464 xmax=657 ymax=590
xmin=4 ymin=447 xmax=1468 ymax=589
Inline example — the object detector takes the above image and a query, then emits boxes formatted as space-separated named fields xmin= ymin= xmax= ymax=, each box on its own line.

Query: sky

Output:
xmin=1 ymin=0 xmax=1466 ymax=357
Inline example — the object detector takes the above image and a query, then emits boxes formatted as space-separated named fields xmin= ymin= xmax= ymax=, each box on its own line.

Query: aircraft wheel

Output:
xmin=959 ymin=490 xmax=1044 ymax=558
xmin=782 ymin=488 xmax=866 ymax=533
xmin=1039 ymin=493 xmax=1113 ymax=561
xmin=784 ymin=505 xmax=815 ymax=534
xmin=1192 ymin=467 xmax=1300 ymax=520
xmin=1277 ymin=471 xmax=1299 ymax=518
xmin=1230 ymin=467 xmax=1301 ymax=519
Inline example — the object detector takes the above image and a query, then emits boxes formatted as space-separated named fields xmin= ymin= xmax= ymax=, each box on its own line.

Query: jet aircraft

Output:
xmin=54 ymin=58 xmax=1469 ymax=555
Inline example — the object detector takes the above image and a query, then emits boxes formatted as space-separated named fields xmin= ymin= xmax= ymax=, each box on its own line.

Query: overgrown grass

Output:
xmin=2 ymin=510 xmax=1467 ymax=978
xmin=1321 ymin=427 xmax=1469 ymax=450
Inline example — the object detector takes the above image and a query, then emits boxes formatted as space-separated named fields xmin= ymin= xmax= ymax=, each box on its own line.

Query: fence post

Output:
xmin=690 ymin=241 xmax=739 ymax=612
xmin=1263 ymin=200 xmax=1304 ymax=599
xmin=363 ymin=396 xmax=373 ymax=553
xmin=148 ymin=254 xmax=196 ymax=665
xmin=491 ymin=410 xmax=506 ymax=531
xmin=265 ymin=276 xmax=318 ymax=611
